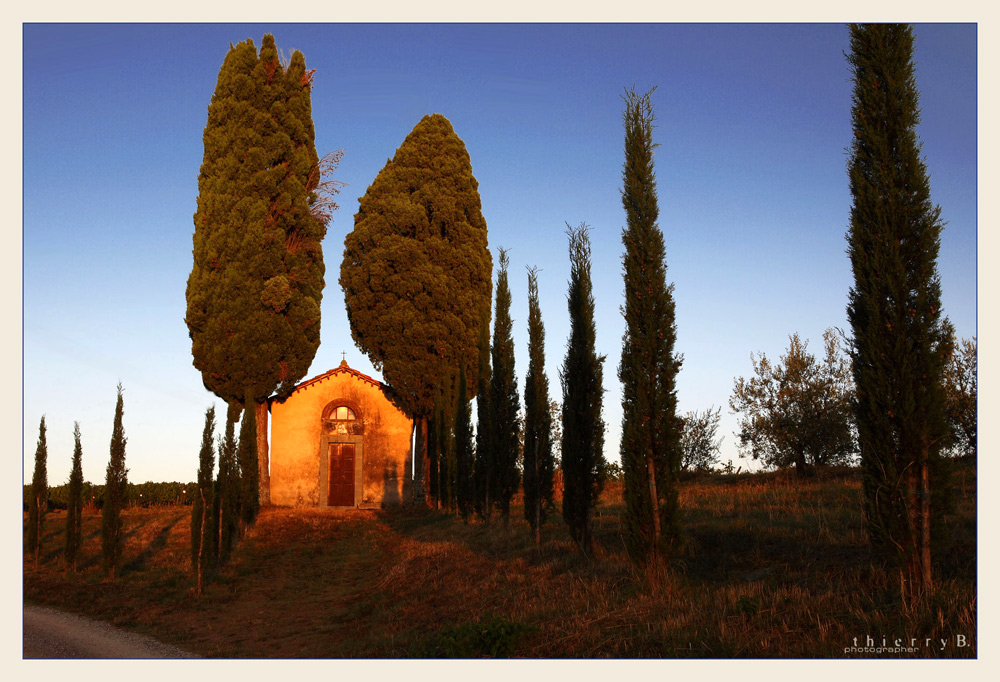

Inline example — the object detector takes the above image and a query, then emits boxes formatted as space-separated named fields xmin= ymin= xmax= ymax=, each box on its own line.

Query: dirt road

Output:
xmin=23 ymin=604 xmax=199 ymax=659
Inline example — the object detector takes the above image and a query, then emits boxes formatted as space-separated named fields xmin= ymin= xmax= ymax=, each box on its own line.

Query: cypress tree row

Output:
xmin=845 ymin=23 xmax=954 ymax=603
xmin=490 ymin=249 xmax=522 ymax=526
xmin=186 ymin=35 xmax=332 ymax=510
xmin=64 ymin=422 xmax=84 ymax=572
xmin=474 ymin=304 xmax=494 ymax=521
xmin=455 ymin=365 xmax=476 ymax=522
xmin=192 ymin=406 xmax=216 ymax=594
xmin=618 ymin=86 xmax=683 ymax=561
xmin=27 ymin=416 xmax=48 ymax=568
xmin=216 ymin=403 xmax=241 ymax=566
xmin=237 ymin=392 xmax=259 ymax=530
xmin=101 ymin=384 xmax=128 ymax=579
xmin=560 ymin=224 xmax=607 ymax=556
xmin=523 ymin=266 xmax=555 ymax=545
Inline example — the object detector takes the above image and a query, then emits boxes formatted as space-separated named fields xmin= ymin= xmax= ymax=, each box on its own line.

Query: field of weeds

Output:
xmin=23 ymin=462 xmax=976 ymax=658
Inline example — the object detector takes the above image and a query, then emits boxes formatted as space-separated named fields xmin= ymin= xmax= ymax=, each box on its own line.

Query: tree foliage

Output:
xmin=101 ymin=384 xmax=129 ymax=578
xmin=27 ymin=416 xmax=48 ymax=567
xmin=845 ymin=23 xmax=953 ymax=603
xmin=730 ymin=331 xmax=856 ymax=475
xmin=943 ymin=335 xmax=977 ymax=458
xmin=237 ymin=392 xmax=259 ymax=529
xmin=560 ymin=224 xmax=607 ymax=555
xmin=64 ymin=422 xmax=84 ymax=572
xmin=455 ymin=366 xmax=476 ymax=521
xmin=474 ymin=304 xmax=493 ymax=521
xmin=216 ymin=403 xmax=241 ymax=566
xmin=490 ymin=249 xmax=521 ymax=525
xmin=680 ymin=406 xmax=723 ymax=472
xmin=192 ymin=406 xmax=216 ymax=593
xmin=523 ymin=266 xmax=555 ymax=543
xmin=618 ymin=86 xmax=683 ymax=561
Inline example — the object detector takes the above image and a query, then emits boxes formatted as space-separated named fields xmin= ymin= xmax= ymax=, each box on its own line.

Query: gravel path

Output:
xmin=23 ymin=604 xmax=199 ymax=659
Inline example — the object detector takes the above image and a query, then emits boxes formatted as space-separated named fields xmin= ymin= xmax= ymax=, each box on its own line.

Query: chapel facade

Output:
xmin=268 ymin=360 xmax=414 ymax=508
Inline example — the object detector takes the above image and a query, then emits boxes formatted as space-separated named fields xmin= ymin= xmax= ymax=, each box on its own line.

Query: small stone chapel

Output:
xmin=268 ymin=360 xmax=414 ymax=508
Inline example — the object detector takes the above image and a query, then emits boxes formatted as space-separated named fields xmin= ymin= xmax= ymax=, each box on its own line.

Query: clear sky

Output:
xmin=22 ymin=22 xmax=977 ymax=486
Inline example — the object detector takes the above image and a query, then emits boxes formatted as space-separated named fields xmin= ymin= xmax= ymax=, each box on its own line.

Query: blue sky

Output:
xmin=22 ymin=22 xmax=977 ymax=486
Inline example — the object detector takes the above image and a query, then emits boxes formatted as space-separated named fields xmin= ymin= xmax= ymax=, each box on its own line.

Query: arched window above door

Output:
xmin=331 ymin=406 xmax=356 ymax=421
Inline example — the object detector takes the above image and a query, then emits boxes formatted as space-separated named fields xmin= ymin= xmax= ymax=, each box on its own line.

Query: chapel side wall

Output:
xmin=269 ymin=384 xmax=325 ymax=507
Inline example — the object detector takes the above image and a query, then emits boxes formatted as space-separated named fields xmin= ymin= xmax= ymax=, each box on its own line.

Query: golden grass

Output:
xmin=23 ymin=463 xmax=976 ymax=658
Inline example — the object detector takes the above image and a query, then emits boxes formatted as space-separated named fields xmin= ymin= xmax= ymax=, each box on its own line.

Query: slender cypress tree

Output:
xmin=101 ymin=384 xmax=129 ymax=579
xmin=237 ymin=390 xmax=259 ymax=530
xmin=474 ymin=304 xmax=494 ymax=521
xmin=618 ymin=86 xmax=683 ymax=561
xmin=217 ymin=403 xmax=241 ymax=566
xmin=490 ymin=249 xmax=522 ymax=526
xmin=192 ymin=406 xmax=216 ymax=594
xmin=27 ymin=416 xmax=48 ymax=568
xmin=846 ymin=23 xmax=954 ymax=603
xmin=455 ymin=366 xmax=476 ymax=521
xmin=560 ymin=224 xmax=607 ymax=556
xmin=64 ymin=422 xmax=84 ymax=572
xmin=428 ymin=399 xmax=441 ymax=507
xmin=523 ymin=266 xmax=555 ymax=545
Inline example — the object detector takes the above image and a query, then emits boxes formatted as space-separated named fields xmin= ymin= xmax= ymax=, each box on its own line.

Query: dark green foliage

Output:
xmin=412 ymin=614 xmax=536 ymax=658
xmin=490 ymin=249 xmax=521 ymax=525
xmin=679 ymin=407 xmax=724 ymax=472
xmin=101 ymin=384 xmax=129 ymax=578
xmin=474 ymin=304 xmax=493 ymax=521
xmin=560 ymin=224 xmax=607 ymax=555
xmin=217 ymin=403 xmax=241 ymax=566
xmin=618 ymin=86 xmax=683 ymax=561
xmin=455 ymin=366 xmax=476 ymax=521
xmin=523 ymin=266 xmax=555 ymax=541
xmin=944 ymin=336 xmax=977 ymax=458
xmin=237 ymin=390 xmax=259 ymax=529
xmin=428 ymin=399 xmax=441 ymax=506
xmin=192 ymin=407 xmax=216 ymax=585
xmin=64 ymin=422 xmax=84 ymax=571
xmin=845 ymin=23 xmax=954 ymax=600
xmin=341 ymin=114 xmax=492 ymax=497
xmin=27 ymin=416 xmax=48 ymax=566
xmin=730 ymin=331 xmax=856 ymax=474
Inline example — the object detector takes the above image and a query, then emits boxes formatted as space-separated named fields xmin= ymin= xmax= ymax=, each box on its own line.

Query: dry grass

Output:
xmin=23 ymin=462 xmax=976 ymax=658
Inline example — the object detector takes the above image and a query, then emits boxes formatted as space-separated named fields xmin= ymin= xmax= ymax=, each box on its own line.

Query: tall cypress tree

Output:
xmin=618 ymin=86 xmax=682 ymax=561
xmin=26 ymin=416 xmax=48 ymax=568
xmin=192 ymin=406 xmax=216 ymax=594
xmin=64 ymin=422 xmax=84 ymax=572
xmin=845 ymin=23 xmax=954 ymax=603
xmin=341 ymin=113 xmax=492 ymax=504
xmin=186 ymin=35 xmax=333 ymax=510
xmin=474 ymin=304 xmax=494 ymax=521
xmin=101 ymin=384 xmax=128 ymax=579
xmin=455 ymin=365 xmax=476 ymax=521
xmin=523 ymin=266 xmax=555 ymax=545
xmin=560 ymin=224 xmax=607 ymax=556
xmin=490 ymin=249 xmax=521 ymax=526
xmin=237 ymin=391 xmax=259 ymax=530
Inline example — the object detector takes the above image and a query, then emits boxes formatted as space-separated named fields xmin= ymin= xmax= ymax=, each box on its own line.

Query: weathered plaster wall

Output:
xmin=269 ymin=369 xmax=413 ymax=507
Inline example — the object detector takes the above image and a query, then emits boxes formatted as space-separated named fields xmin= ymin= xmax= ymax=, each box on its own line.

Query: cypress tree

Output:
xmin=237 ymin=390 xmax=259 ymax=530
xmin=27 ymin=416 xmax=48 ymax=568
xmin=474 ymin=304 xmax=493 ymax=521
xmin=428 ymin=398 xmax=441 ymax=507
xmin=560 ymin=224 xmax=607 ymax=556
xmin=490 ymin=249 xmax=522 ymax=526
xmin=341 ymin=113 xmax=492 ymax=504
xmin=217 ymin=403 xmax=241 ymax=566
xmin=845 ymin=23 xmax=954 ymax=603
xmin=455 ymin=365 xmax=476 ymax=521
xmin=186 ymin=35 xmax=334 ymax=510
xmin=64 ymin=422 xmax=84 ymax=572
xmin=101 ymin=384 xmax=128 ymax=579
xmin=192 ymin=406 xmax=216 ymax=594
xmin=523 ymin=266 xmax=555 ymax=545
xmin=618 ymin=86 xmax=683 ymax=561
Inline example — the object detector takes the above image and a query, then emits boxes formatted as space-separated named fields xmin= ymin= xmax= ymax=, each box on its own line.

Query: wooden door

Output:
xmin=327 ymin=442 xmax=355 ymax=506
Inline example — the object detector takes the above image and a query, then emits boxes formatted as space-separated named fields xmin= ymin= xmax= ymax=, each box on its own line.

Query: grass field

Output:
xmin=22 ymin=462 xmax=977 ymax=658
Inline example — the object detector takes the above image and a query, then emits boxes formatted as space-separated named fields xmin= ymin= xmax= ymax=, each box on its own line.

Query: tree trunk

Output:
xmin=646 ymin=454 xmax=661 ymax=552
xmin=413 ymin=417 xmax=428 ymax=504
xmin=920 ymin=450 xmax=932 ymax=593
xmin=256 ymin=401 xmax=270 ymax=507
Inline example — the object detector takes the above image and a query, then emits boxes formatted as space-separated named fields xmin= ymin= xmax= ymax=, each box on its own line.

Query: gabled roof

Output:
xmin=269 ymin=360 xmax=386 ymax=406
